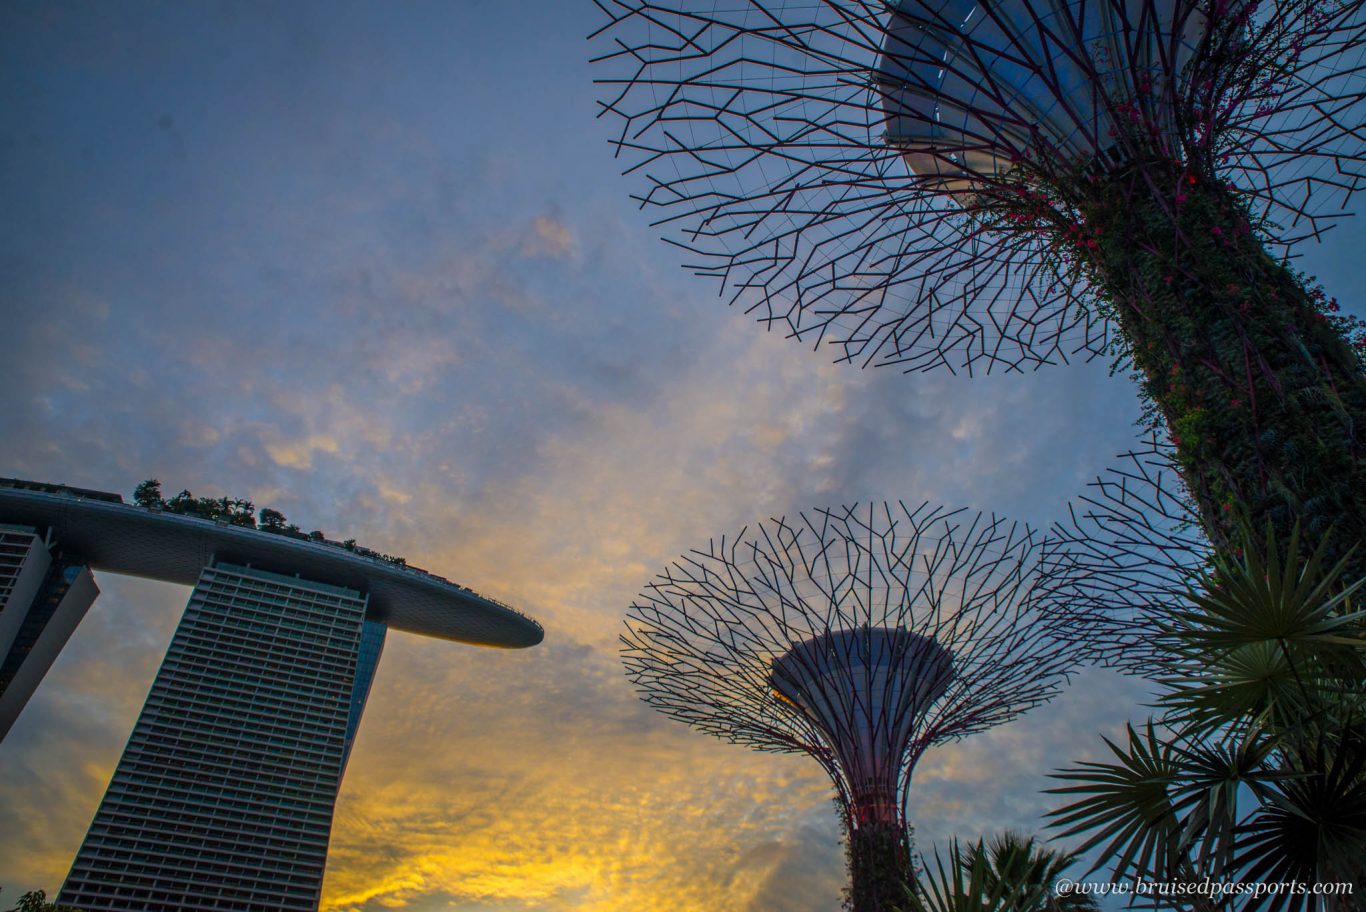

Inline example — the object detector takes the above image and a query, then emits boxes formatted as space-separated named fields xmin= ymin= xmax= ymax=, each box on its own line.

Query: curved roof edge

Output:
xmin=0 ymin=486 xmax=543 ymax=649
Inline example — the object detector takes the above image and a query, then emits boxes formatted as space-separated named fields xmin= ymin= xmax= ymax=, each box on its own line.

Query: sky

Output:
xmin=1 ymin=3 xmax=1362 ymax=911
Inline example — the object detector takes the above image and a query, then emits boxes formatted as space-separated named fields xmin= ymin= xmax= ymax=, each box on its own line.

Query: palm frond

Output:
xmin=1236 ymin=738 xmax=1366 ymax=909
xmin=907 ymin=834 xmax=1098 ymax=912
xmin=1158 ymin=525 xmax=1366 ymax=740
xmin=1047 ymin=723 xmax=1185 ymax=881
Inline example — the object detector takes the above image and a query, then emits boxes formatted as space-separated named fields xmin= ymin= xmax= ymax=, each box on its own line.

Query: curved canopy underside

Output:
xmin=0 ymin=487 xmax=543 ymax=649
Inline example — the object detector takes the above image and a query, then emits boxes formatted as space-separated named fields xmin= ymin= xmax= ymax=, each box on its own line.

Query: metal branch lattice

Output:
xmin=622 ymin=502 xmax=1079 ymax=820
xmin=1039 ymin=435 xmax=1213 ymax=674
xmin=591 ymin=0 xmax=1366 ymax=374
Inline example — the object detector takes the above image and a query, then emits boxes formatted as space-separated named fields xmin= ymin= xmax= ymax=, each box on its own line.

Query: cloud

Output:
xmin=0 ymin=206 xmax=1147 ymax=912
xmin=0 ymin=3 xmax=1182 ymax=908
xmin=264 ymin=432 xmax=342 ymax=469
xmin=523 ymin=215 xmax=577 ymax=260
xmin=319 ymin=632 xmax=844 ymax=912
xmin=0 ymin=578 xmax=188 ymax=890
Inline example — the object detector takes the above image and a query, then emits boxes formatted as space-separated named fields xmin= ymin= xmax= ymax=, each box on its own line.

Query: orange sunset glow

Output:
xmin=6 ymin=2 xmax=1359 ymax=910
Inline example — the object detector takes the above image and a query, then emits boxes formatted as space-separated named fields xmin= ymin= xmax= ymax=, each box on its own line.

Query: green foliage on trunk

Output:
xmin=1078 ymin=165 xmax=1366 ymax=580
xmin=844 ymin=817 xmax=917 ymax=912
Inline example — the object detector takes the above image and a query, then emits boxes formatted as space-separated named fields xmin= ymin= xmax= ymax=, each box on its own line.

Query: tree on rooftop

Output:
xmin=132 ymin=479 xmax=163 ymax=509
xmin=2 ymin=890 xmax=79 ymax=912
xmin=165 ymin=489 xmax=194 ymax=514
xmin=227 ymin=498 xmax=256 ymax=527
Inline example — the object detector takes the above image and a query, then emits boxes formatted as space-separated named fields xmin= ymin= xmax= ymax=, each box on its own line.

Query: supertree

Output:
xmin=621 ymin=502 xmax=1079 ymax=911
xmin=591 ymin=0 xmax=1366 ymax=576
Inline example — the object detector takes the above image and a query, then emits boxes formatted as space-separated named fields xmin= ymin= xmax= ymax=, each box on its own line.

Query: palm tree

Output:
xmin=1050 ymin=524 xmax=1366 ymax=911
xmin=908 ymin=832 xmax=1099 ymax=912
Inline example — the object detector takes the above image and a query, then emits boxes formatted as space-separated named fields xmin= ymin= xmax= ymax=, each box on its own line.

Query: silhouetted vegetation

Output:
xmin=131 ymin=479 xmax=407 ymax=567
xmin=1 ymin=890 xmax=78 ymax=912
xmin=907 ymin=833 xmax=1097 ymax=912
xmin=1050 ymin=522 xmax=1366 ymax=910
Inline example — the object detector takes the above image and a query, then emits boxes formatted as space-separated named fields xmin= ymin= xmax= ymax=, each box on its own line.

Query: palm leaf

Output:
xmin=1235 ymin=738 xmax=1366 ymax=911
xmin=1047 ymin=722 xmax=1185 ymax=881
xmin=1158 ymin=525 xmax=1366 ymax=740
xmin=907 ymin=834 xmax=1099 ymax=912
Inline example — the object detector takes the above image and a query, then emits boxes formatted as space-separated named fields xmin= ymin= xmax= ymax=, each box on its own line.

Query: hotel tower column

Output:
xmin=58 ymin=561 xmax=386 ymax=912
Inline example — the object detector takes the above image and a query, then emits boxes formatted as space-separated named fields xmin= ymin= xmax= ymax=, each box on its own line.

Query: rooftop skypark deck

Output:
xmin=0 ymin=478 xmax=542 ymax=648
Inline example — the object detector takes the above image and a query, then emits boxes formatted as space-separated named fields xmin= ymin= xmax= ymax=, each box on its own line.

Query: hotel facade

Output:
xmin=0 ymin=479 xmax=542 ymax=911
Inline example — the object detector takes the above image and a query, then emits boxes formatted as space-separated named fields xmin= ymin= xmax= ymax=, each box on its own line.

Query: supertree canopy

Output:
xmin=1038 ymin=435 xmax=1210 ymax=673
xmin=622 ymin=502 xmax=1079 ymax=911
xmin=592 ymin=0 xmax=1366 ymax=577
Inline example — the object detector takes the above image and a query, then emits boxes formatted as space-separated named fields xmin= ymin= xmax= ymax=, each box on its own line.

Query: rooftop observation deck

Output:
xmin=0 ymin=480 xmax=543 ymax=649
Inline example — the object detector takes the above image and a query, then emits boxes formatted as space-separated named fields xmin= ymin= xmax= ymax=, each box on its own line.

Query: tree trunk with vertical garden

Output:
xmin=1081 ymin=163 xmax=1366 ymax=574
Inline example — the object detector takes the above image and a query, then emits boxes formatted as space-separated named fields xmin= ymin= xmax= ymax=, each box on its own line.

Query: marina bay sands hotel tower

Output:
xmin=0 ymin=478 xmax=543 ymax=912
